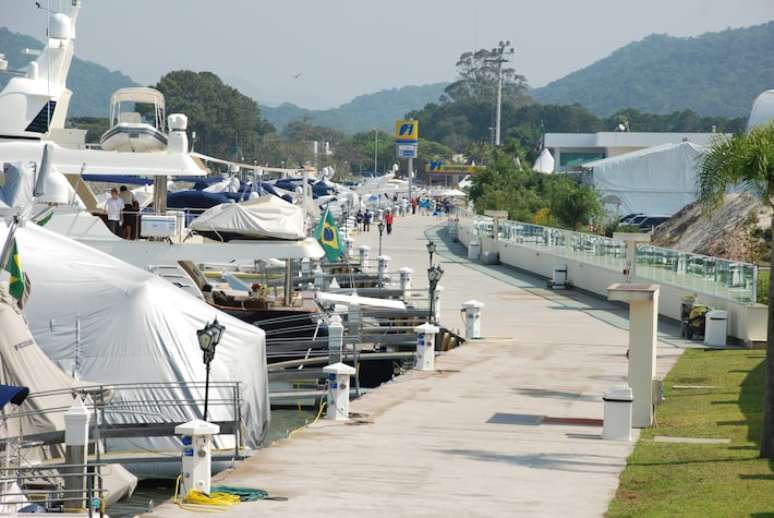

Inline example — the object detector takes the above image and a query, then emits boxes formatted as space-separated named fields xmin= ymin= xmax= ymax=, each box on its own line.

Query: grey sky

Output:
xmin=2 ymin=0 xmax=772 ymax=109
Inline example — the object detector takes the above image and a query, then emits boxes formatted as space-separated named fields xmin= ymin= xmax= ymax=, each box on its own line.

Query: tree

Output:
xmin=697 ymin=122 xmax=774 ymax=458
xmin=443 ymin=48 xmax=532 ymax=107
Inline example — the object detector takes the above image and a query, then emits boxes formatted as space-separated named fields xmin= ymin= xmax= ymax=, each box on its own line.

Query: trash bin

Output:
xmin=552 ymin=265 xmax=567 ymax=289
xmin=704 ymin=310 xmax=728 ymax=347
xmin=602 ymin=385 xmax=633 ymax=441
xmin=468 ymin=240 xmax=481 ymax=260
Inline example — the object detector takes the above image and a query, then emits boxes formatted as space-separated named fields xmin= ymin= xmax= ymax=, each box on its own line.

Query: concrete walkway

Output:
xmin=145 ymin=213 xmax=687 ymax=518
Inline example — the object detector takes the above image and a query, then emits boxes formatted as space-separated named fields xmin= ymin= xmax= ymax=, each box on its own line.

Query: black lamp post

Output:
xmin=197 ymin=318 xmax=225 ymax=421
xmin=427 ymin=265 xmax=444 ymax=324
xmin=377 ymin=220 xmax=385 ymax=256
xmin=426 ymin=240 xmax=437 ymax=267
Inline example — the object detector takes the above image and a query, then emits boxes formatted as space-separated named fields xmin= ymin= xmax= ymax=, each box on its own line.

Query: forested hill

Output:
xmin=533 ymin=21 xmax=774 ymax=118
xmin=261 ymin=83 xmax=449 ymax=134
xmin=0 ymin=27 xmax=136 ymax=118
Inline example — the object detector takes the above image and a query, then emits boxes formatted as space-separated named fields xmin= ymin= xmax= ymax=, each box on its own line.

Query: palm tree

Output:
xmin=698 ymin=121 xmax=774 ymax=458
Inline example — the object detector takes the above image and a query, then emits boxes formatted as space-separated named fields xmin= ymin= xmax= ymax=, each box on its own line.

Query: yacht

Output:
xmin=100 ymin=87 xmax=168 ymax=152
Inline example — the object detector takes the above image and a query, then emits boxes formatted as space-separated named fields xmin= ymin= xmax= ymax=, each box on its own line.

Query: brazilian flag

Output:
xmin=315 ymin=209 xmax=345 ymax=262
xmin=4 ymin=240 xmax=26 ymax=302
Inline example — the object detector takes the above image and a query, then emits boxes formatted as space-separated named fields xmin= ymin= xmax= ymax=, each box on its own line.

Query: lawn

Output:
xmin=607 ymin=348 xmax=774 ymax=518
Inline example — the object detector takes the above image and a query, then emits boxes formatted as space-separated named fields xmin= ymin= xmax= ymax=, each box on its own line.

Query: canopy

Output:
xmin=533 ymin=148 xmax=555 ymax=174
xmin=2 ymin=222 xmax=270 ymax=451
xmin=110 ymin=87 xmax=165 ymax=109
xmin=0 ymin=141 xmax=207 ymax=177
xmin=583 ymin=142 xmax=707 ymax=217
xmin=748 ymin=90 xmax=774 ymax=132
xmin=190 ymin=195 xmax=305 ymax=240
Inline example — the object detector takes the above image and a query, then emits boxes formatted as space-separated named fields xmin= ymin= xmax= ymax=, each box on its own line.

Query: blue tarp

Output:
xmin=167 ymin=190 xmax=232 ymax=211
xmin=0 ymin=384 xmax=29 ymax=408
xmin=82 ymin=175 xmax=153 ymax=186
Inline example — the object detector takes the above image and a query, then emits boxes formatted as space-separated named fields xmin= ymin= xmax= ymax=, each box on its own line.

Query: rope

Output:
xmin=287 ymin=400 xmax=327 ymax=440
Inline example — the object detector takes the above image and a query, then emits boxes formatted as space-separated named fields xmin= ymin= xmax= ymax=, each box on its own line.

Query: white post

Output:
xmin=323 ymin=362 xmax=357 ymax=421
xmin=328 ymin=314 xmax=344 ymax=364
xmin=433 ymin=286 xmax=444 ymax=323
xmin=607 ymin=283 xmax=660 ymax=428
xmin=378 ymin=255 xmax=391 ymax=286
xmin=399 ymin=267 xmax=413 ymax=300
xmin=461 ymin=300 xmax=484 ymax=339
xmin=358 ymin=245 xmax=371 ymax=272
xmin=64 ymin=396 xmax=90 ymax=510
xmin=344 ymin=237 xmax=354 ymax=260
xmin=175 ymin=420 xmax=220 ymax=494
xmin=408 ymin=157 xmax=413 ymax=205
xmin=414 ymin=322 xmax=439 ymax=371
xmin=302 ymin=168 xmax=309 ymax=231
xmin=314 ymin=265 xmax=324 ymax=290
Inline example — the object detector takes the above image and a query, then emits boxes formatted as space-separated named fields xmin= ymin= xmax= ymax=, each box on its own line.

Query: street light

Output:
xmin=426 ymin=240 xmax=437 ymax=267
xmin=427 ymin=265 xmax=444 ymax=324
xmin=377 ymin=220 xmax=385 ymax=256
xmin=197 ymin=318 xmax=225 ymax=421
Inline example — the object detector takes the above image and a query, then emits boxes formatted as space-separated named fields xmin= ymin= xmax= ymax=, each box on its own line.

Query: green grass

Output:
xmin=607 ymin=349 xmax=774 ymax=518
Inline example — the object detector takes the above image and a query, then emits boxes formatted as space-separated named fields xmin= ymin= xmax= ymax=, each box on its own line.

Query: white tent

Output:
xmin=582 ymin=142 xmax=707 ymax=216
xmin=190 ymin=195 xmax=305 ymax=240
xmin=533 ymin=148 xmax=555 ymax=174
xmin=2 ymin=222 xmax=270 ymax=453
xmin=748 ymin=90 xmax=774 ymax=132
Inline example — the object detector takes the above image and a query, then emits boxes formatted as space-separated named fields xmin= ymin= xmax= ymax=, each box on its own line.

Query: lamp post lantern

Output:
xmin=197 ymin=318 xmax=225 ymax=421
xmin=426 ymin=240 xmax=437 ymax=267
xmin=427 ymin=265 xmax=444 ymax=324
xmin=377 ymin=220 xmax=385 ymax=256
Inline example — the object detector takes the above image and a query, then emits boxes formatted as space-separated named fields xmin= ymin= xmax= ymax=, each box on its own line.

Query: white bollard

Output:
xmin=64 ymin=396 xmax=90 ymax=510
xmin=344 ymin=237 xmax=355 ymax=260
xmin=314 ymin=265 xmax=325 ymax=290
xmin=358 ymin=245 xmax=371 ymax=272
xmin=175 ymin=420 xmax=220 ymax=494
xmin=378 ymin=255 xmax=391 ymax=286
xmin=433 ymin=286 xmax=444 ymax=323
xmin=301 ymin=258 xmax=311 ymax=275
xmin=602 ymin=385 xmax=634 ymax=441
xmin=399 ymin=267 xmax=414 ymax=300
xmin=328 ymin=314 xmax=344 ymax=364
xmin=323 ymin=362 xmax=357 ymax=420
xmin=414 ymin=322 xmax=439 ymax=371
xmin=461 ymin=300 xmax=484 ymax=339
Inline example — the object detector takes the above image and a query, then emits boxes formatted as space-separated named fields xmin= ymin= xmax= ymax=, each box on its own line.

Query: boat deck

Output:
xmin=144 ymin=214 xmax=689 ymax=517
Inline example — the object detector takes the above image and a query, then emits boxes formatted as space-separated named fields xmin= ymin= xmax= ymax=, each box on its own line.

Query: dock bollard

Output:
xmin=64 ymin=396 xmax=90 ymax=510
xmin=174 ymin=420 xmax=220 ymax=494
xmin=461 ymin=300 xmax=484 ymax=339
xmin=328 ymin=314 xmax=344 ymax=364
xmin=323 ymin=362 xmax=357 ymax=421
xmin=358 ymin=245 xmax=371 ymax=272
xmin=378 ymin=255 xmax=391 ymax=286
xmin=414 ymin=322 xmax=439 ymax=371
xmin=433 ymin=286 xmax=444 ymax=323
xmin=399 ymin=267 xmax=413 ymax=299
xmin=314 ymin=265 xmax=325 ymax=290
xmin=344 ymin=237 xmax=354 ymax=259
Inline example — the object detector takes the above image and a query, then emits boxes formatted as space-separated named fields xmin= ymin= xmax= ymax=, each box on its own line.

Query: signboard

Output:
xmin=394 ymin=119 xmax=419 ymax=144
xmin=398 ymin=143 xmax=418 ymax=159
xmin=427 ymin=160 xmax=478 ymax=174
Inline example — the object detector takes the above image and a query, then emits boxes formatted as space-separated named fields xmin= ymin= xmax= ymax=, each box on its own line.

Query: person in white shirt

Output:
xmin=104 ymin=188 xmax=124 ymax=236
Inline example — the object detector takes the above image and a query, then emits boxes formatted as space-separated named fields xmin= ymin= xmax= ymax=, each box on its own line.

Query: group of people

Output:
xmin=104 ymin=185 xmax=141 ymax=239
xmin=355 ymin=207 xmax=396 ymax=235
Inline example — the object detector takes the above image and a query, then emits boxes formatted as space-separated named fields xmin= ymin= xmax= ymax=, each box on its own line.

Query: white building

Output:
xmin=543 ymin=131 xmax=726 ymax=172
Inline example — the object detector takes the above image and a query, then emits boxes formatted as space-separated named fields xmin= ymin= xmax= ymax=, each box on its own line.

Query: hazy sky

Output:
xmin=2 ymin=0 xmax=772 ymax=108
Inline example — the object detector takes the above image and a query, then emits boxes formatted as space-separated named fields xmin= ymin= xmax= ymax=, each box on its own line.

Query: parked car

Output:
xmin=619 ymin=213 xmax=643 ymax=224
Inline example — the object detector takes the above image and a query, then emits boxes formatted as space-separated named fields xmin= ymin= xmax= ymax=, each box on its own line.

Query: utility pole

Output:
xmin=374 ymin=129 xmax=378 ymax=176
xmin=487 ymin=41 xmax=515 ymax=147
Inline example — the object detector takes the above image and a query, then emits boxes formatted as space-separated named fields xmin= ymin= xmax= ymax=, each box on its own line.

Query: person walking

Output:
xmin=363 ymin=210 xmax=372 ymax=232
xmin=104 ymin=188 xmax=124 ymax=236
xmin=411 ymin=197 xmax=417 ymax=215
xmin=385 ymin=210 xmax=394 ymax=235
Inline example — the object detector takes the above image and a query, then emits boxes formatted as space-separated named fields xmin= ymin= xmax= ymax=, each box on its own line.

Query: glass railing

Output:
xmin=457 ymin=212 xmax=758 ymax=304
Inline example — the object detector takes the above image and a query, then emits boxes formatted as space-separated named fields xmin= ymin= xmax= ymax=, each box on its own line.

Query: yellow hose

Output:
xmin=174 ymin=474 xmax=241 ymax=513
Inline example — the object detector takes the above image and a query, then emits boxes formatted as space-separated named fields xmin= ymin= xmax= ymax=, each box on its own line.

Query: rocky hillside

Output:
xmin=651 ymin=193 xmax=770 ymax=262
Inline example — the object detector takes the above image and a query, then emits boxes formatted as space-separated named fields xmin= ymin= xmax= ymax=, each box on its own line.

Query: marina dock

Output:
xmin=145 ymin=214 xmax=687 ymax=517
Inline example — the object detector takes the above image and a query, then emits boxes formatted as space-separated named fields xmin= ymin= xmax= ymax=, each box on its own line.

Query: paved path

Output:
xmin=145 ymin=213 xmax=687 ymax=517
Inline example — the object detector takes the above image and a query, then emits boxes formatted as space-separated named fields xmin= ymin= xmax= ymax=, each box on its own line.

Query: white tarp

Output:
xmin=1 ymin=222 xmax=270 ymax=452
xmin=1 ymin=162 xmax=83 ymax=208
xmin=190 ymin=195 xmax=305 ymax=240
xmin=533 ymin=148 xmax=555 ymax=174
xmin=583 ymin=142 xmax=707 ymax=217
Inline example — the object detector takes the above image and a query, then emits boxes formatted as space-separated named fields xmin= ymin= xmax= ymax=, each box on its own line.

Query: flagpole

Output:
xmin=0 ymin=215 xmax=19 ymax=272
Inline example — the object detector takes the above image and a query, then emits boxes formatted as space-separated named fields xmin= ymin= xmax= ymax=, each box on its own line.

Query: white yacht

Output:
xmin=100 ymin=87 xmax=169 ymax=152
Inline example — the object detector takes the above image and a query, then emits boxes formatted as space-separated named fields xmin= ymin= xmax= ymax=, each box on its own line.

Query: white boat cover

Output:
xmin=0 ymin=222 xmax=270 ymax=452
xmin=582 ymin=142 xmax=707 ymax=217
xmin=1 ymin=162 xmax=83 ymax=208
xmin=191 ymin=195 xmax=305 ymax=240
xmin=533 ymin=148 xmax=555 ymax=174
